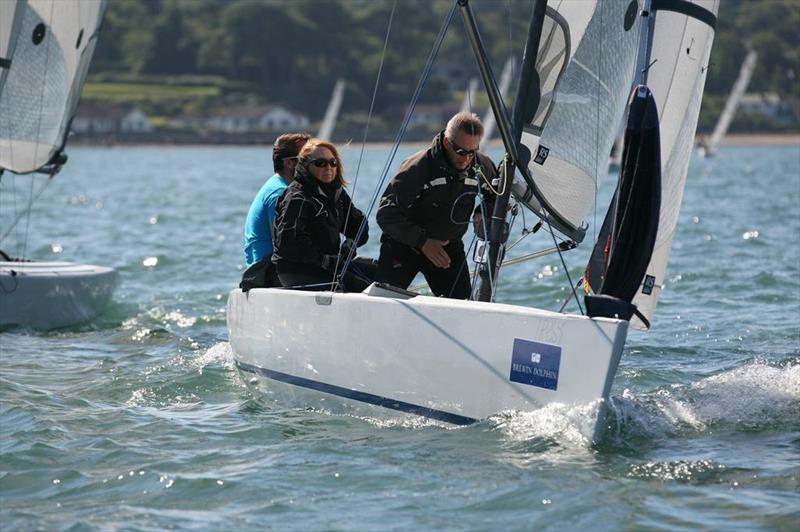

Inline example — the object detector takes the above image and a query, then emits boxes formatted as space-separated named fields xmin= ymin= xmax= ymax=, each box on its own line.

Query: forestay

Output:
xmin=630 ymin=0 xmax=718 ymax=329
xmin=0 ymin=0 xmax=107 ymax=174
xmin=512 ymin=0 xmax=642 ymax=241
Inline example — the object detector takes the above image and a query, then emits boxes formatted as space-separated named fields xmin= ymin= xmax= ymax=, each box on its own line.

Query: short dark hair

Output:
xmin=272 ymin=132 xmax=311 ymax=173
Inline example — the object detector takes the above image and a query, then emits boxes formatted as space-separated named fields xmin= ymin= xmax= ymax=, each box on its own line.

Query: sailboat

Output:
xmin=0 ymin=0 xmax=116 ymax=330
xmin=481 ymin=55 xmax=514 ymax=144
xmin=227 ymin=0 xmax=718 ymax=439
xmin=460 ymin=77 xmax=479 ymax=113
xmin=699 ymin=48 xmax=757 ymax=158
xmin=317 ymin=78 xmax=345 ymax=141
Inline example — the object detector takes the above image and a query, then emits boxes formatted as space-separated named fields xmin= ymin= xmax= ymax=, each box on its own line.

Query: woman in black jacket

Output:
xmin=272 ymin=138 xmax=372 ymax=292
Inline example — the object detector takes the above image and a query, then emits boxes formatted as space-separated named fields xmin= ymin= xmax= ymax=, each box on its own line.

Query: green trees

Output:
xmin=90 ymin=0 xmax=799 ymax=133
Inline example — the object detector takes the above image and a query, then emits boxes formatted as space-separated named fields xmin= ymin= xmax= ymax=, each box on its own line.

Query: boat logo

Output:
xmin=510 ymin=338 xmax=561 ymax=391
xmin=534 ymin=145 xmax=550 ymax=165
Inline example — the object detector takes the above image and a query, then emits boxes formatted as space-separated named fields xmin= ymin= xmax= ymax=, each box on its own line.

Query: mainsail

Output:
xmin=0 ymin=0 xmax=107 ymax=174
xmin=460 ymin=77 xmax=479 ymax=113
xmin=317 ymin=78 xmax=346 ymax=142
xmin=511 ymin=0 xmax=642 ymax=242
xmin=705 ymin=48 xmax=757 ymax=157
xmin=482 ymin=56 xmax=515 ymax=144
xmin=628 ymin=0 xmax=719 ymax=329
xmin=0 ymin=0 xmax=26 ymax=96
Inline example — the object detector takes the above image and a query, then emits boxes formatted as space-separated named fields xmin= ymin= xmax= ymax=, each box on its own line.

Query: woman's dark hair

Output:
xmin=272 ymin=132 xmax=311 ymax=173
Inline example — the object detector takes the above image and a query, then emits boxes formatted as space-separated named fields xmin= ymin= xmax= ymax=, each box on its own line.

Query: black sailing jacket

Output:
xmin=376 ymin=132 xmax=498 ymax=248
xmin=271 ymin=165 xmax=368 ymax=269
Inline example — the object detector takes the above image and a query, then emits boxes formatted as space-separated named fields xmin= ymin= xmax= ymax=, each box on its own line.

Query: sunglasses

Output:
xmin=449 ymin=138 xmax=477 ymax=157
xmin=310 ymin=158 xmax=338 ymax=169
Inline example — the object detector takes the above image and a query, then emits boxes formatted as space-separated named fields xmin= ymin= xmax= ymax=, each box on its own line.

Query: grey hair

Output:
xmin=445 ymin=111 xmax=484 ymax=141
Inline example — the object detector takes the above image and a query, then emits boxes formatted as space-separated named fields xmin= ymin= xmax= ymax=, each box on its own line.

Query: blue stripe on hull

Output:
xmin=236 ymin=360 xmax=478 ymax=426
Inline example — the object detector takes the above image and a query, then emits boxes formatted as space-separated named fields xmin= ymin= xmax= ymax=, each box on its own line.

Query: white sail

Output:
xmin=704 ymin=49 xmax=757 ymax=157
xmin=460 ymin=77 xmax=479 ymax=112
xmin=317 ymin=78 xmax=345 ymax=142
xmin=482 ymin=55 xmax=514 ymax=144
xmin=630 ymin=0 xmax=719 ymax=329
xmin=0 ymin=0 xmax=26 ymax=96
xmin=512 ymin=0 xmax=642 ymax=238
xmin=0 ymin=0 xmax=107 ymax=174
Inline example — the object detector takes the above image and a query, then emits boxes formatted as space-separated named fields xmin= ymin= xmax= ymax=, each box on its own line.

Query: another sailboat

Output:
xmin=481 ymin=55 xmax=514 ymax=144
xmin=460 ymin=77 xmax=479 ymax=113
xmin=699 ymin=48 xmax=757 ymax=158
xmin=317 ymin=78 xmax=345 ymax=142
xmin=227 ymin=0 xmax=718 ymax=439
xmin=0 ymin=0 xmax=116 ymax=330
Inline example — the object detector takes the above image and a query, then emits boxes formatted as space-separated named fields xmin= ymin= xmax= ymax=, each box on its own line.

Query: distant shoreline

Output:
xmin=717 ymin=133 xmax=800 ymax=145
xmin=69 ymin=133 xmax=800 ymax=149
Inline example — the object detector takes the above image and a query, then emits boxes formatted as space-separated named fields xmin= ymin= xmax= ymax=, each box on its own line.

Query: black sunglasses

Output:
xmin=310 ymin=158 xmax=338 ymax=169
xmin=449 ymin=138 xmax=477 ymax=157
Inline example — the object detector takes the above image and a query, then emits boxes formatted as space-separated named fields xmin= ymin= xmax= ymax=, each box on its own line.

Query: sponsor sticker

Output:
xmin=642 ymin=274 xmax=656 ymax=295
xmin=509 ymin=338 xmax=561 ymax=391
xmin=534 ymin=145 xmax=550 ymax=165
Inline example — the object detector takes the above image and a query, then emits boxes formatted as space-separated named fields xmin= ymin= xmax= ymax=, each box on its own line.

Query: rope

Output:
xmin=338 ymin=1 xmax=458 ymax=285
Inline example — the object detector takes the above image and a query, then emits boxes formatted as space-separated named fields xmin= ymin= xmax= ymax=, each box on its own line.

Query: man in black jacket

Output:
xmin=376 ymin=112 xmax=497 ymax=299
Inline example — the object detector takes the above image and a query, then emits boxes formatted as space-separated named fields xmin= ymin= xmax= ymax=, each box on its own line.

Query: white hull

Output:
xmin=0 ymin=260 xmax=118 ymax=329
xmin=227 ymin=286 xmax=628 ymax=437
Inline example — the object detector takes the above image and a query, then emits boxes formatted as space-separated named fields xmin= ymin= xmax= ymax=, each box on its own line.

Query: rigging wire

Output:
xmin=330 ymin=0 xmax=397 ymax=289
xmin=21 ymin=1 xmax=57 ymax=263
xmin=338 ymin=1 xmax=459 ymax=286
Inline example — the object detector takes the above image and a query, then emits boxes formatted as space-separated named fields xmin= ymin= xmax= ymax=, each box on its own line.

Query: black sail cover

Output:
xmin=585 ymin=85 xmax=661 ymax=304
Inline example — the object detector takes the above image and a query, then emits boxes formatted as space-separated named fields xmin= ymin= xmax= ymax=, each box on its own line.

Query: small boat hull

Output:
xmin=227 ymin=286 xmax=628 ymax=437
xmin=0 ymin=261 xmax=118 ymax=330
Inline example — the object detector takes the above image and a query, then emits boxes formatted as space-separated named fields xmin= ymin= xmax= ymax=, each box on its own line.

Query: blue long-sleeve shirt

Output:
xmin=243 ymin=173 xmax=289 ymax=265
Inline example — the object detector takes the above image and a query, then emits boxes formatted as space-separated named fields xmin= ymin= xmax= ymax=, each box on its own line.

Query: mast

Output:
xmin=458 ymin=0 xmax=546 ymax=301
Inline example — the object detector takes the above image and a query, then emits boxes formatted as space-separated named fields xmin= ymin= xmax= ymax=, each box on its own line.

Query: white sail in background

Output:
xmin=460 ymin=77 xmax=479 ymax=112
xmin=482 ymin=56 xmax=514 ymax=144
xmin=317 ymin=78 xmax=345 ymax=141
xmin=704 ymin=49 xmax=757 ymax=157
xmin=512 ymin=0 xmax=642 ymax=238
xmin=0 ymin=0 xmax=107 ymax=174
xmin=630 ymin=0 xmax=719 ymax=329
xmin=0 ymin=0 xmax=26 ymax=96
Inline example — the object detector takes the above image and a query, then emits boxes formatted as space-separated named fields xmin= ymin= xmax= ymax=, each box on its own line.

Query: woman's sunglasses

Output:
xmin=449 ymin=138 xmax=476 ymax=157
xmin=310 ymin=158 xmax=338 ymax=169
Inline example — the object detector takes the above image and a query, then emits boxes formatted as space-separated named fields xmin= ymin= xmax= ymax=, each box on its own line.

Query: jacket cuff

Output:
xmin=414 ymin=230 xmax=427 ymax=249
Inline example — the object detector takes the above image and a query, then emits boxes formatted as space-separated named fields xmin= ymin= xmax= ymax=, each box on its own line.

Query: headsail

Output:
xmin=627 ymin=0 xmax=718 ymax=329
xmin=0 ymin=0 xmax=107 ymax=174
xmin=511 ymin=0 xmax=642 ymax=242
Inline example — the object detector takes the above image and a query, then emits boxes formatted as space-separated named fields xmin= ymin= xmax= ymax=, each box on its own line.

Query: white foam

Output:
xmin=605 ymin=360 xmax=800 ymax=437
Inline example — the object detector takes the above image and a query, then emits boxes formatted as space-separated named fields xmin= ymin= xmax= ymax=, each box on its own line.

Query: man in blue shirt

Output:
xmin=241 ymin=132 xmax=310 ymax=290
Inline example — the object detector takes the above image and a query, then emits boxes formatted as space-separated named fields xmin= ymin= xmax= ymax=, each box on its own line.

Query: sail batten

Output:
xmin=0 ymin=0 xmax=107 ymax=174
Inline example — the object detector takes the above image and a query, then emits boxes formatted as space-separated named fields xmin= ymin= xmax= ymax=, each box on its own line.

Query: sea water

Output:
xmin=1 ymin=144 xmax=798 ymax=530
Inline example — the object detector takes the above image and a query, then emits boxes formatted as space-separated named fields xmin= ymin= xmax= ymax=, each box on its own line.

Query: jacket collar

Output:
xmin=294 ymin=163 xmax=341 ymax=203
